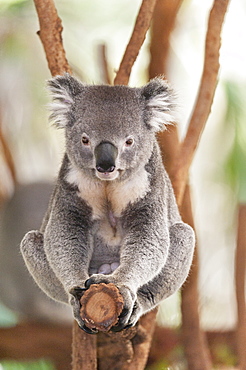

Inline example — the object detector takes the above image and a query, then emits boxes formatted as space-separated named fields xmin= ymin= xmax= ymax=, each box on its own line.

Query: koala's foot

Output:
xmin=85 ymin=274 xmax=137 ymax=332
xmin=69 ymin=286 xmax=99 ymax=334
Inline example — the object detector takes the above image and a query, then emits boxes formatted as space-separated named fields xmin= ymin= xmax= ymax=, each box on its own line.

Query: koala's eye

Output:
xmin=81 ymin=135 xmax=90 ymax=146
xmin=125 ymin=138 xmax=134 ymax=147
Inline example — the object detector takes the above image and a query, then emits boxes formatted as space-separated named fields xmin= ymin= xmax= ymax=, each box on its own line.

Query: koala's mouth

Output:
xmin=95 ymin=168 xmax=120 ymax=181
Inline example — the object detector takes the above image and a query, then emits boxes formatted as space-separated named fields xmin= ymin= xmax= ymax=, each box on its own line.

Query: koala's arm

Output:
xmin=139 ymin=223 xmax=194 ymax=306
xmin=112 ymin=201 xmax=170 ymax=292
xmin=43 ymin=181 xmax=94 ymax=293
xmin=111 ymin=162 xmax=181 ymax=294
xmin=119 ymin=221 xmax=195 ymax=328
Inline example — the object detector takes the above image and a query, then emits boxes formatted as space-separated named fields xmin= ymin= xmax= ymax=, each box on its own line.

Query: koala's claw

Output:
xmin=110 ymin=321 xmax=133 ymax=333
xmin=110 ymin=322 xmax=126 ymax=332
xmin=113 ymin=301 xmax=142 ymax=332
xmin=79 ymin=322 xmax=98 ymax=335
xmin=110 ymin=306 xmax=130 ymax=332
xmin=85 ymin=276 xmax=109 ymax=288
xmin=119 ymin=307 xmax=128 ymax=318
xmin=70 ymin=286 xmax=87 ymax=299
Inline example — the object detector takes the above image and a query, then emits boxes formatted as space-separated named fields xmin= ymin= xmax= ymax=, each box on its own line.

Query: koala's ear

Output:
xmin=141 ymin=78 xmax=175 ymax=132
xmin=47 ymin=73 xmax=84 ymax=128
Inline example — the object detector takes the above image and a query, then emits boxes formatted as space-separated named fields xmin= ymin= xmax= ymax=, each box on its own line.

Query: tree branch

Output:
xmin=33 ymin=0 xmax=71 ymax=76
xmin=72 ymin=321 xmax=97 ymax=370
xmin=0 ymin=109 xmax=17 ymax=204
xmin=0 ymin=121 xmax=17 ymax=186
xmin=235 ymin=204 xmax=246 ymax=369
xmin=114 ymin=0 xmax=157 ymax=86
xmin=148 ymin=0 xmax=183 ymax=79
xmin=98 ymin=44 xmax=112 ymax=85
xmin=80 ymin=283 xmax=123 ymax=332
xmin=180 ymin=186 xmax=213 ymax=370
xmin=149 ymin=2 xmax=230 ymax=368
xmin=170 ymin=0 xmax=230 ymax=207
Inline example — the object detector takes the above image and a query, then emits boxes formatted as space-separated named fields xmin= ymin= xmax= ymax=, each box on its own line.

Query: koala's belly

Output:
xmin=89 ymin=215 xmax=123 ymax=275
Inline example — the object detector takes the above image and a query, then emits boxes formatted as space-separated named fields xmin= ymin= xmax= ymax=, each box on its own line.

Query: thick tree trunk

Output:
xmin=235 ymin=204 xmax=246 ymax=369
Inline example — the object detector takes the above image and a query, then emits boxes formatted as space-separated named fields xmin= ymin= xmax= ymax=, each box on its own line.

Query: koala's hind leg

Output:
xmin=20 ymin=231 xmax=68 ymax=304
xmin=129 ymin=222 xmax=195 ymax=326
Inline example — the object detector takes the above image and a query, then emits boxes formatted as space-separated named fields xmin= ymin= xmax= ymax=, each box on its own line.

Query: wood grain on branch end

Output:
xmin=80 ymin=283 xmax=124 ymax=332
xmin=33 ymin=0 xmax=71 ymax=76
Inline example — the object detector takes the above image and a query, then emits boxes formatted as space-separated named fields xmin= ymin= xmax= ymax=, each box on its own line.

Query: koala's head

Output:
xmin=48 ymin=73 xmax=175 ymax=181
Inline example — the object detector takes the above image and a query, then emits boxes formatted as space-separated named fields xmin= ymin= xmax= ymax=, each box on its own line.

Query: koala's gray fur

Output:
xmin=20 ymin=74 xmax=195 ymax=333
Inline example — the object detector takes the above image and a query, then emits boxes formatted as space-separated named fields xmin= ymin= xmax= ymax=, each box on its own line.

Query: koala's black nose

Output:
xmin=95 ymin=141 xmax=118 ymax=173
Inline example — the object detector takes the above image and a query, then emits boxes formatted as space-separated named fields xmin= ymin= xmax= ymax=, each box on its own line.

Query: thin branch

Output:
xmin=114 ymin=0 xmax=157 ymax=86
xmin=0 ymin=109 xmax=17 ymax=188
xmin=170 ymin=0 xmax=230 ymax=207
xmin=33 ymin=0 xmax=71 ymax=76
xmin=98 ymin=44 xmax=112 ymax=85
xmin=235 ymin=204 xmax=246 ymax=369
xmin=0 ymin=129 xmax=17 ymax=186
xmin=180 ymin=186 xmax=213 ymax=370
xmin=149 ymin=0 xmax=183 ymax=79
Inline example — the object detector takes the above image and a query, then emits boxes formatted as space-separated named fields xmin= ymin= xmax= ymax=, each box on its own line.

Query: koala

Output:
xmin=20 ymin=73 xmax=195 ymax=334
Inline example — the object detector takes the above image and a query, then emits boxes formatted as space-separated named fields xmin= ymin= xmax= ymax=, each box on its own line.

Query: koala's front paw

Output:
xmin=85 ymin=275 xmax=137 ymax=332
xmin=69 ymin=286 xmax=98 ymax=334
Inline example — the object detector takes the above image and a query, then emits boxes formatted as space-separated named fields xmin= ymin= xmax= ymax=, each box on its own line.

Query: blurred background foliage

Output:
xmin=223 ymin=82 xmax=246 ymax=203
xmin=0 ymin=0 xmax=246 ymax=368
xmin=0 ymin=358 xmax=55 ymax=370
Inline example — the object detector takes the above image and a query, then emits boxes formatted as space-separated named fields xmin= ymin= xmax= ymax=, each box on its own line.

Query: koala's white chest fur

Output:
xmin=66 ymin=165 xmax=150 ymax=246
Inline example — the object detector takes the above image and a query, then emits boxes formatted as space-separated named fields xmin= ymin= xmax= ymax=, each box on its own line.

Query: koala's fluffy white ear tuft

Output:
xmin=141 ymin=78 xmax=175 ymax=132
xmin=47 ymin=73 xmax=84 ymax=128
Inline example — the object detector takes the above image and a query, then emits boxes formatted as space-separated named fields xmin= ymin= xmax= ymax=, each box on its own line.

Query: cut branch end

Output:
xmin=80 ymin=283 xmax=124 ymax=332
